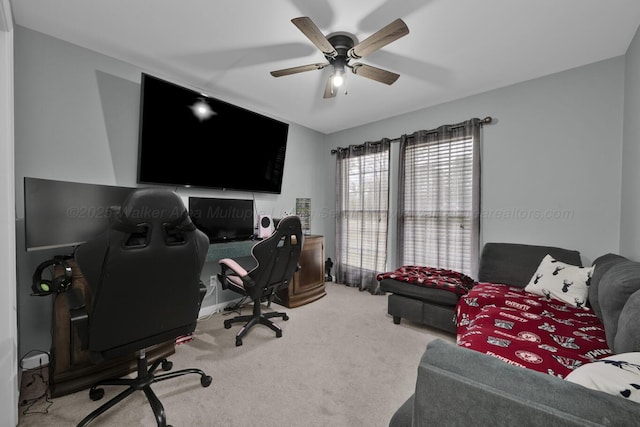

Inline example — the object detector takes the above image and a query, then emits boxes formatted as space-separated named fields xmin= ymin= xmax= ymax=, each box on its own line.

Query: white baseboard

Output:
xmin=198 ymin=301 xmax=228 ymax=318
xmin=198 ymin=297 xmax=242 ymax=318
xmin=21 ymin=353 xmax=50 ymax=371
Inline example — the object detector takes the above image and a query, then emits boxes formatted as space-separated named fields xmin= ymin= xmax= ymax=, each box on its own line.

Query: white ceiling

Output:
xmin=10 ymin=0 xmax=640 ymax=134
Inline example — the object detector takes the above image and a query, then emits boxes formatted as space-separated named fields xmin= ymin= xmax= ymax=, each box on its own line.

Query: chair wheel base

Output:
xmin=89 ymin=388 xmax=104 ymax=401
xmin=201 ymin=375 xmax=213 ymax=387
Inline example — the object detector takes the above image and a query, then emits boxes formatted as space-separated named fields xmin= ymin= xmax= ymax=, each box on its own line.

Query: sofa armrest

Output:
xmin=397 ymin=339 xmax=640 ymax=427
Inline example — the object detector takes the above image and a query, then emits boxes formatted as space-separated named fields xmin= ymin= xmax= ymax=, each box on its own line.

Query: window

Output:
xmin=398 ymin=120 xmax=481 ymax=277
xmin=335 ymin=140 xmax=390 ymax=292
xmin=333 ymin=118 xmax=483 ymax=287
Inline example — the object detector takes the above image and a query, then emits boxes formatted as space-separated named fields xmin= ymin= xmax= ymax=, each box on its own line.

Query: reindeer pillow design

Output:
xmin=524 ymin=254 xmax=594 ymax=309
xmin=566 ymin=352 xmax=640 ymax=403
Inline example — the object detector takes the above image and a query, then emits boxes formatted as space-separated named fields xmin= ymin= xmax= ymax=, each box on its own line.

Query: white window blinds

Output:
xmin=340 ymin=153 xmax=389 ymax=272
xmin=335 ymin=140 xmax=390 ymax=292
xmin=398 ymin=123 xmax=480 ymax=277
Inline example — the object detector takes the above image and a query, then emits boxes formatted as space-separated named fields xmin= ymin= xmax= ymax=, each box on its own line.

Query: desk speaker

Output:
xmin=258 ymin=215 xmax=274 ymax=238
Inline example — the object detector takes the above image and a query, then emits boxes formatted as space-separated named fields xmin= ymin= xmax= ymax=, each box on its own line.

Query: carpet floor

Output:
xmin=17 ymin=282 xmax=455 ymax=427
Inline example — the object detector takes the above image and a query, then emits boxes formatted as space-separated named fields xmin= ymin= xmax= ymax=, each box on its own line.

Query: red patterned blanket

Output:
xmin=456 ymin=282 xmax=611 ymax=378
xmin=376 ymin=266 xmax=476 ymax=297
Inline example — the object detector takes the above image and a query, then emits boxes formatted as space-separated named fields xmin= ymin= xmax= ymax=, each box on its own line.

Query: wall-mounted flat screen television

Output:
xmin=137 ymin=73 xmax=289 ymax=193
xmin=188 ymin=197 xmax=254 ymax=243
xmin=24 ymin=177 xmax=134 ymax=251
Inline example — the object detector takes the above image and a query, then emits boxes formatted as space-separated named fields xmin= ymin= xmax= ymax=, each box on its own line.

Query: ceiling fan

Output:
xmin=270 ymin=17 xmax=409 ymax=98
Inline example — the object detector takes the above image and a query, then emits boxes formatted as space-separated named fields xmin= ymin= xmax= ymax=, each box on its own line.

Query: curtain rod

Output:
xmin=330 ymin=116 xmax=493 ymax=154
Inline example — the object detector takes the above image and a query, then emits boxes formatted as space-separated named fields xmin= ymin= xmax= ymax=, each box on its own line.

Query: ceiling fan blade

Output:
xmin=348 ymin=18 xmax=409 ymax=59
xmin=291 ymin=17 xmax=338 ymax=58
xmin=351 ymin=63 xmax=400 ymax=85
xmin=323 ymin=76 xmax=337 ymax=98
xmin=270 ymin=62 xmax=328 ymax=77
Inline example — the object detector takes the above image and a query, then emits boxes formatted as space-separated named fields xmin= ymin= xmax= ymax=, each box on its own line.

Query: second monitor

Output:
xmin=188 ymin=197 xmax=254 ymax=243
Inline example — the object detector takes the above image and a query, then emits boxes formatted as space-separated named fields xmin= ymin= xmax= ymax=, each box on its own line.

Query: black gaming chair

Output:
xmin=218 ymin=215 xmax=303 ymax=346
xmin=68 ymin=188 xmax=212 ymax=427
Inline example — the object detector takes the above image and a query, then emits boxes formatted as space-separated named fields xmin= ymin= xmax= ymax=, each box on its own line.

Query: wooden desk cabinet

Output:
xmin=277 ymin=235 xmax=326 ymax=308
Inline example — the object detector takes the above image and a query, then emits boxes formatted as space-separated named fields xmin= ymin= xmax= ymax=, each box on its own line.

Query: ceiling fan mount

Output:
xmin=325 ymin=32 xmax=357 ymax=58
xmin=270 ymin=17 xmax=409 ymax=99
xmin=324 ymin=33 xmax=356 ymax=89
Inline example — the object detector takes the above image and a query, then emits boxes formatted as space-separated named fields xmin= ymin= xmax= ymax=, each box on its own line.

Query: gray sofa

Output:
xmin=390 ymin=243 xmax=640 ymax=426
xmin=378 ymin=243 xmax=583 ymax=334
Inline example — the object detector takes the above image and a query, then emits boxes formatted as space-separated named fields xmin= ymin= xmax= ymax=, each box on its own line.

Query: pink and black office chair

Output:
xmin=218 ymin=215 xmax=303 ymax=346
xmin=67 ymin=188 xmax=212 ymax=427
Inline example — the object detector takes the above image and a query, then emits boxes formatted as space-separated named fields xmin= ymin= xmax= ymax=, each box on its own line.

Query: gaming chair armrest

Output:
xmin=65 ymin=287 xmax=89 ymax=350
xmin=218 ymin=258 xmax=256 ymax=290
xmin=219 ymin=258 xmax=248 ymax=276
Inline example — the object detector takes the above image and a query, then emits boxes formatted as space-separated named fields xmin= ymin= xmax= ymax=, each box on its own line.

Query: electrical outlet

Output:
xmin=209 ymin=275 xmax=217 ymax=291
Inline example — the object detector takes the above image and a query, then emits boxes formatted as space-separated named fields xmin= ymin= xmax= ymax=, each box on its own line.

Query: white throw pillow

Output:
xmin=524 ymin=254 xmax=593 ymax=308
xmin=566 ymin=353 xmax=640 ymax=403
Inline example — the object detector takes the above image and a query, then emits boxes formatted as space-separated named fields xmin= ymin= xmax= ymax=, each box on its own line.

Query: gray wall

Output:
xmin=621 ymin=25 xmax=640 ymax=259
xmin=13 ymin=26 xmax=332 ymax=360
xmin=326 ymin=57 xmax=625 ymax=267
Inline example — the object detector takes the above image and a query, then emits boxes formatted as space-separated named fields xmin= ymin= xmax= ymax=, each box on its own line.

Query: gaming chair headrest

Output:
xmin=274 ymin=215 xmax=302 ymax=234
xmin=112 ymin=188 xmax=195 ymax=233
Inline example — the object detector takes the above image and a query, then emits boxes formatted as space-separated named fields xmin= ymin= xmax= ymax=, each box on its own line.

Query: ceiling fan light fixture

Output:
xmin=332 ymin=70 xmax=344 ymax=87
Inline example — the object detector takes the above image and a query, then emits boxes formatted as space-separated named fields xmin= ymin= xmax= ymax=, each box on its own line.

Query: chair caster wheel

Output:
xmin=224 ymin=321 xmax=232 ymax=329
xmin=201 ymin=375 xmax=213 ymax=387
xmin=235 ymin=338 xmax=243 ymax=346
xmin=89 ymin=388 xmax=105 ymax=401
xmin=283 ymin=314 xmax=289 ymax=321
xmin=162 ymin=360 xmax=173 ymax=371
xmin=276 ymin=331 xmax=282 ymax=338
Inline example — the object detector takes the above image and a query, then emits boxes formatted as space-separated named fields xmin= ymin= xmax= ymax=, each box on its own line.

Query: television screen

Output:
xmin=137 ymin=73 xmax=289 ymax=193
xmin=188 ymin=197 xmax=255 ymax=243
xmin=24 ymin=177 xmax=134 ymax=251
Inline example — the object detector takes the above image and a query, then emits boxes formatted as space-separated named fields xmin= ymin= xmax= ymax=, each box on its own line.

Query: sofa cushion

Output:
xmin=589 ymin=253 xmax=628 ymax=321
xmin=613 ymin=289 xmax=640 ymax=354
xmin=478 ymin=243 xmax=582 ymax=287
xmin=456 ymin=282 xmax=610 ymax=379
xmin=376 ymin=266 xmax=475 ymax=297
xmin=599 ymin=261 xmax=640 ymax=352
xmin=565 ymin=352 xmax=640 ymax=403
xmin=524 ymin=255 xmax=593 ymax=308
xmin=379 ymin=279 xmax=459 ymax=306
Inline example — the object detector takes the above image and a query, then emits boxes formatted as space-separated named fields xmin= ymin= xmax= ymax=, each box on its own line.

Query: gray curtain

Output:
xmin=334 ymin=139 xmax=390 ymax=293
xmin=397 ymin=118 xmax=481 ymax=278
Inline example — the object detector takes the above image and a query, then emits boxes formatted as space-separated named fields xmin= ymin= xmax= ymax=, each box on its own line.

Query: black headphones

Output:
xmin=31 ymin=256 xmax=73 ymax=296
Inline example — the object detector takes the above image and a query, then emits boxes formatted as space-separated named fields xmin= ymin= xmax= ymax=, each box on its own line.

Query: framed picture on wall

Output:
xmin=296 ymin=198 xmax=311 ymax=234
